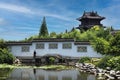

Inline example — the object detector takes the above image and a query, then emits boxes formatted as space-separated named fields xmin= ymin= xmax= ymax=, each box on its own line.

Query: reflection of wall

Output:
xmin=7 ymin=68 xmax=96 ymax=80
xmin=49 ymin=75 xmax=58 ymax=80
xmin=35 ymin=69 xmax=79 ymax=80
xmin=7 ymin=68 xmax=80 ymax=80
xmin=62 ymin=76 xmax=72 ymax=80
xmin=38 ymin=75 xmax=44 ymax=80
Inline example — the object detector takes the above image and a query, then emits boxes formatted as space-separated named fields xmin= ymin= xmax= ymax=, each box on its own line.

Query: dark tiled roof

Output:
xmin=32 ymin=38 xmax=74 ymax=42
xmin=6 ymin=39 xmax=90 ymax=45
xmin=6 ymin=42 xmax=32 ymax=45
xmin=77 ymin=11 xmax=105 ymax=21
xmin=74 ymin=41 xmax=90 ymax=45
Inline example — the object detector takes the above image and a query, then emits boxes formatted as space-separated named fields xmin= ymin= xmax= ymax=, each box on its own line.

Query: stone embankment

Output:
xmin=75 ymin=63 xmax=120 ymax=80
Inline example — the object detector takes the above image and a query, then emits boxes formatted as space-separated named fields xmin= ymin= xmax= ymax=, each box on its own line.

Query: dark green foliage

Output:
xmin=0 ymin=39 xmax=15 ymax=64
xmin=56 ymin=33 xmax=62 ymax=38
xmin=91 ymin=37 xmax=110 ymax=55
xmin=107 ymin=56 xmax=120 ymax=70
xmin=39 ymin=17 xmax=49 ymax=37
xmin=49 ymin=57 xmax=55 ymax=64
xmin=96 ymin=56 xmax=112 ymax=69
xmin=0 ymin=48 xmax=15 ymax=64
xmin=79 ymin=57 xmax=91 ymax=63
xmin=96 ymin=56 xmax=120 ymax=70
xmin=50 ymin=32 xmax=57 ymax=38
xmin=95 ymin=28 xmax=107 ymax=38
xmin=109 ymin=32 xmax=120 ymax=56
xmin=91 ymin=31 xmax=120 ymax=56
xmin=0 ymin=39 xmax=7 ymax=49
xmin=0 ymin=68 xmax=13 ymax=79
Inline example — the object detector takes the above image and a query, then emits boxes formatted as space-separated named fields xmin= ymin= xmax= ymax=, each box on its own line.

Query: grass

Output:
xmin=0 ymin=64 xmax=30 ymax=69
xmin=39 ymin=65 xmax=74 ymax=70
xmin=0 ymin=64 xmax=73 ymax=70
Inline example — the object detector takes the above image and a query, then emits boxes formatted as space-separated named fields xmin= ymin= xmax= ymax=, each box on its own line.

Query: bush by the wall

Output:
xmin=107 ymin=56 xmax=120 ymax=70
xmin=49 ymin=57 xmax=55 ymax=64
xmin=96 ymin=56 xmax=112 ymax=69
xmin=0 ymin=48 xmax=15 ymax=64
xmin=79 ymin=57 xmax=91 ymax=63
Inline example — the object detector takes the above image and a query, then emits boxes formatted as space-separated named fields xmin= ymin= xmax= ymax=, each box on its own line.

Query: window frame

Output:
xmin=21 ymin=46 xmax=30 ymax=52
xmin=49 ymin=43 xmax=58 ymax=49
xmin=62 ymin=43 xmax=72 ymax=49
xmin=36 ymin=43 xmax=44 ymax=49
xmin=77 ymin=46 xmax=87 ymax=52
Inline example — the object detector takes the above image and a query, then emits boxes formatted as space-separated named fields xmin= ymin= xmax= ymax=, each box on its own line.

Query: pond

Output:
xmin=0 ymin=68 xmax=98 ymax=80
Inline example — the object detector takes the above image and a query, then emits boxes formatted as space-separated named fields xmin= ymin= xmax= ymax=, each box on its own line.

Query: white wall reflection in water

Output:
xmin=5 ymin=68 xmax=96 ymax=80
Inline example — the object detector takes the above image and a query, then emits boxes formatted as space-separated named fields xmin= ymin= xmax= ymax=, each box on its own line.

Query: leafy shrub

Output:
xmin=49 ymin=57 xmax=55 ymax=64
xmin=96 ymin=56 xmax=112 ymax=69
xmin=107 ymin=56 xmax=120 ymax=70
xmin=79 ymin=57 xmax=91 ymax=63
xmin=0 ymin=48 xmax=15 ymax=64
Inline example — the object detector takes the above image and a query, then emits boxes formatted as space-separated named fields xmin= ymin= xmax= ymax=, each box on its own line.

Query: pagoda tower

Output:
xmin=77 ymin=11 xmax=105 ymax=30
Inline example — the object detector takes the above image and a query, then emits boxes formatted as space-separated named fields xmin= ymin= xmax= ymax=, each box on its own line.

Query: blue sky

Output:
xmin=0 ymin=0 xmax=120 ymax=40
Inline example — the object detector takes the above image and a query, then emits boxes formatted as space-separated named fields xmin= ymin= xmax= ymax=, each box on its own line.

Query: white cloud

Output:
xmin=0 ymin=3 xmax=33 ymax=14
xmin=0 ymin=3 xmax=73 ymax=21
xmin=36 ymin=12 xmax=71 ymax=21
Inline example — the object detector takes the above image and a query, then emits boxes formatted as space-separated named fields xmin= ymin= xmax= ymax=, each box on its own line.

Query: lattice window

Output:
xmin=49 ymin=43 xmax=58 ymax=49
xmin=77 ymin=46 xmax=87 ymax=52
xmin=21 ymin=46 xmax=29 ymax=52
xmin=62 ymin=43 xmax=72 ymax=49
xmin=36 ymin=43 xmax=44 ymax=49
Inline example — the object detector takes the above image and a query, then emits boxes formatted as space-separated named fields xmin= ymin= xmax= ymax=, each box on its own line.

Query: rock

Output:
xmin=14 ymin=58 xmax=21 ymax=64
xmin=75 ymin=63 xmax=79 ymax=67
xmin=116 ymin=71 xmax=120 ymax=74
xmin=97 ymin=73 xmax=105 ymax=80
xmin=106 ymin=67 xmax=111 ymax=71
xmin=117 ymin=77 xmax=120 ymax=79
xmin=116 ymin=71 xmax=120 ymax=80
xmin=97 ymin=76 xmax=105 ymax=80
xmin=105 ymin=73 xmax=115 ymax=80
xmin=103 ymin=70 xmax=107 ymax=73
xmin=110 ymin=70 xmax=116 ymax=76
xmin=98 ymin=69 xmax=103 ymax=73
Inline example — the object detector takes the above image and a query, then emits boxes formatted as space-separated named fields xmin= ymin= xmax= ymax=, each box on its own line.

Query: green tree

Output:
xmin=0 ymin=39 xmax=15 ymax=64
xmin=107 ymin=56 xmax=120 ymax=70
xmin=50 ymin=32 xmax=57 ymax=38
xmin=91 ymin=30 xmax=120 ymax=56
xmin=96 ymin=56 xmax=112 ymax=69
xmin=91 ymin=37 xmax=110 ymax=55
xmin=56 ymin=33 xmax=63 ymax=38
xmin=39 ymin=17 xmax=49 ymax=37
xmin=0 ymin=48 xmax=15 ymax=64
xmin=0 ymin=39 xmax=7 ymax=49
xmin=109 ymin=32 xmax=120 ymax=56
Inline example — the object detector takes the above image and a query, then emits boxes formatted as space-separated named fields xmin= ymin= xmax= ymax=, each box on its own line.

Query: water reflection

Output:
xmin=0 ymin=68 xmax=13 ymax=80
xmin=0 ymin=68 xmax=97 ymax=80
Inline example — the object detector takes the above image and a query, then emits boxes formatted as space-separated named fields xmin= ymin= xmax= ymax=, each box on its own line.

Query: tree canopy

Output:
xmin=0 ymin=39 xmax=15 ymax=64
xmin=91 ymin=29 xmax=120 ymax=56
